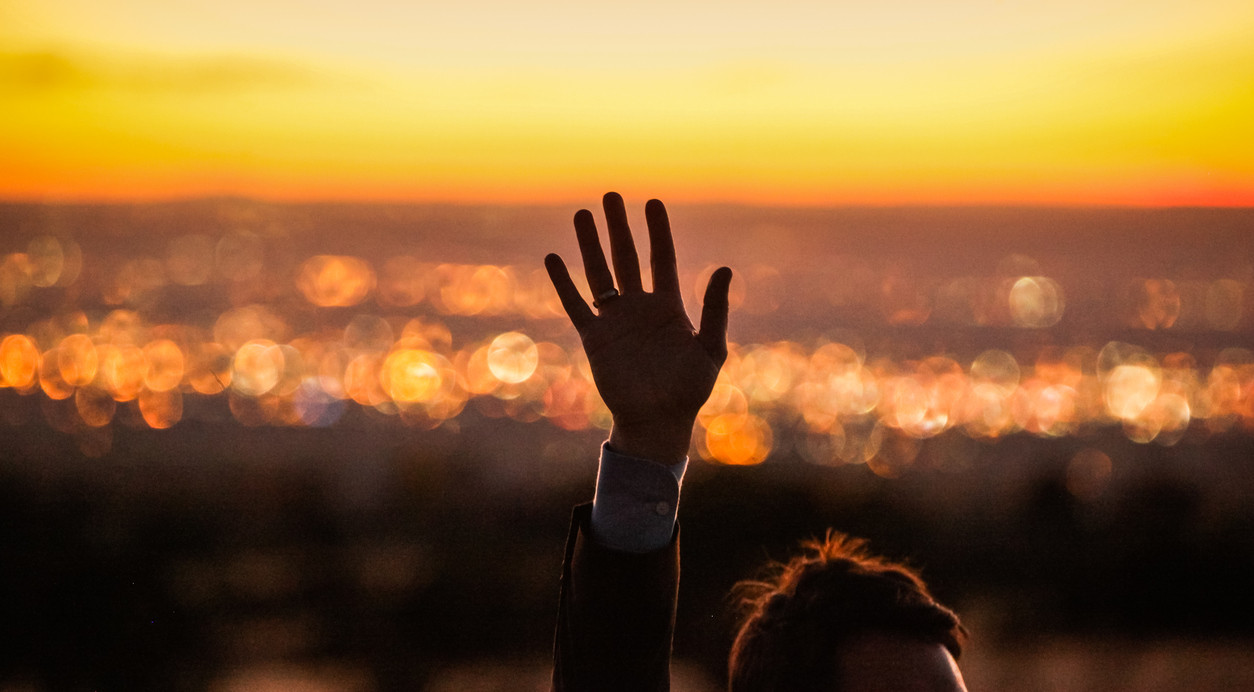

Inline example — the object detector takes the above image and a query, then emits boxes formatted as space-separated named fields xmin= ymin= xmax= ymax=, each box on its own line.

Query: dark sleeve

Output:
xmin=552 ymin=503 xmax=680 ymax=692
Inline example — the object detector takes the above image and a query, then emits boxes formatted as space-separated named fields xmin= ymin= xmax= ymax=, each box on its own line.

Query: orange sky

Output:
xmin=3 ymin=0 xmax=1253 ymax=206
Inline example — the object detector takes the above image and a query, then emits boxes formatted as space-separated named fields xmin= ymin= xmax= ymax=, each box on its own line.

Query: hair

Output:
xmin=728 ymin=531 xmax=966 ymax=692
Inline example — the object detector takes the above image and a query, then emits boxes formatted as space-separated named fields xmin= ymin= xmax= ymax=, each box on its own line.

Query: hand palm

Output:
xmin=581 ymin=291 xmax=719 ymax=426
xmin=545 ymin=193 xmax=732 ymax=460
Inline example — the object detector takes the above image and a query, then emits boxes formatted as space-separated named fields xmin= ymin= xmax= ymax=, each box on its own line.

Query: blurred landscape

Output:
xmin=4 ymin=200 xmax=1254 ymax=691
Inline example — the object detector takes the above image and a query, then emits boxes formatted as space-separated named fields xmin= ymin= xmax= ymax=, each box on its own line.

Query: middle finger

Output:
xmin=603 ymin=192 xmax=644 ymax=293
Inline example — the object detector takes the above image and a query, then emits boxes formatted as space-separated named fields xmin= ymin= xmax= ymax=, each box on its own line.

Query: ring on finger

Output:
xmin=592 ymin=287 xmax=620 ymax=308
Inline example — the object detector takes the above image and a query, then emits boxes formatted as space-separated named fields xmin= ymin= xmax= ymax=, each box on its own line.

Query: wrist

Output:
xmin=608 ymin=418 xmax=696 ymax=464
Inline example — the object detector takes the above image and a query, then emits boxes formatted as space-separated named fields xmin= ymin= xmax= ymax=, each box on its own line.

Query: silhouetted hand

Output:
xmin=545 ymin=192 xmax=732 ymax=462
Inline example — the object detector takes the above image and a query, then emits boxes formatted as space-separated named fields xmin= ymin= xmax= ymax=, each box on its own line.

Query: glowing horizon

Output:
xmin=3 ymin=0 xmax=1254 ymax=206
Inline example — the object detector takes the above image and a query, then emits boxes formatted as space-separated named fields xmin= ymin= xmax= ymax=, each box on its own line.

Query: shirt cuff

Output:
xmin=589 ymin=442 xmax=687 ymax=554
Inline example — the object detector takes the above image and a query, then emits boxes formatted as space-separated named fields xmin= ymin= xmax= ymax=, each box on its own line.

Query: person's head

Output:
xmin=729 ymin=532 xmax=967 ymax=692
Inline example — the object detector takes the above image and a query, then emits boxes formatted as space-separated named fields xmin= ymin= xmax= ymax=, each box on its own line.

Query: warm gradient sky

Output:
xmin=3 ymin=0 xmax=1254 ymax=205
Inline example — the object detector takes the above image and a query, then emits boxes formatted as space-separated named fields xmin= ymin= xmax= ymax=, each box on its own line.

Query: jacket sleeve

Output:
xmin=552 ymin=503 xmax=679 ymax=692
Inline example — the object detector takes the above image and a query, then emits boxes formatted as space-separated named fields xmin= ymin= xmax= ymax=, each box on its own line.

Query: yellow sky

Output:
xmin=3 ymin=0 xmax=1253 ymax=205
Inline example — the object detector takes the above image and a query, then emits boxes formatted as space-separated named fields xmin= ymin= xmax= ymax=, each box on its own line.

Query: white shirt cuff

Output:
xmin=588 ymin=442 xmax=687 ymax=553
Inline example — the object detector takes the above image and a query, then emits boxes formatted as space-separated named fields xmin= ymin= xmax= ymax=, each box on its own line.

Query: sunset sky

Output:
xmin=3 ymin=0 xmax=1253 ymax=206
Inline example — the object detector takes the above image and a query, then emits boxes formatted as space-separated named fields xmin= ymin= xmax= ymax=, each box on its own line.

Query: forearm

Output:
xmin=553 ymin=443 xmax=686 ymax=691
xmin=553 ymin=504 xmax=679 ymax=692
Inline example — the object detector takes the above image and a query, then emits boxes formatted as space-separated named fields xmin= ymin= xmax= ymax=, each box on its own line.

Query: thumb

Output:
xmin=697 ymin=266 xmax=732 ymax=364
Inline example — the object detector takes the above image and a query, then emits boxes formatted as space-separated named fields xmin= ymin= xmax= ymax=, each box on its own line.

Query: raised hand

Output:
xmin=545 ymin=192 xmax=732 ymax=462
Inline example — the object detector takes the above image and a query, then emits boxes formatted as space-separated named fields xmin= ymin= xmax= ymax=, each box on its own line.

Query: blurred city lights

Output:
xmin=3 ymin=218 xmax=1254 ymax=469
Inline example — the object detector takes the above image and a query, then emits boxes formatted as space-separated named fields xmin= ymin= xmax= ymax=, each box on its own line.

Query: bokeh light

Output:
xmin=57 ymin=333 xmax=98 ymax=387
xmin=0 ymin=334 xmax=41 ymax=390
xmin=1008 ymin=276 xmax=1065 ymax=328
xmin=703 ymin=413 xmax=773 ymax=466
xmin=27 ymin=236 xmax=67 ymax=287
xmin=143 ymin=339 xmax=186 ymax=392
xmin=1135 ymin=279 xmax=1181 ymax=329
xmin=297 ymin=256 xmax=376 ymax=307
xmin=382 ymin=349 xmax=444 ymax=403
xmin=38 ymin=348 xmax=75 ymax=400
xmin=232 ymin=340 xmax=284 ymax=397
xmin=486 ymin=332 xmax=538 ymax=385
xmin=139 ymin=388 xmax=183 ymax=429
xmin=187 ymin=342 xmax=233 ymax=395
xmin=98 ymin=344 xmax=147 ymax=402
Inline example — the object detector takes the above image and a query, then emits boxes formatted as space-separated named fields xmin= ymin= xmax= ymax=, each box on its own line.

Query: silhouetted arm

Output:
xmin=547 ymin=192 xmax=731 ymax=691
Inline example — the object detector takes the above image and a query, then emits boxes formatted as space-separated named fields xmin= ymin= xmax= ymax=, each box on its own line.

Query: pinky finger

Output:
xmin=698 ymin=266 xmax=733 ymax=364
xmin=545 ymin=253 xmax=595 ymax=330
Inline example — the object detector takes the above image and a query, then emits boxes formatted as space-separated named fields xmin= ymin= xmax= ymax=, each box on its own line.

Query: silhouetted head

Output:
xmin=729 ymin=532 xmax=967 ymax=692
